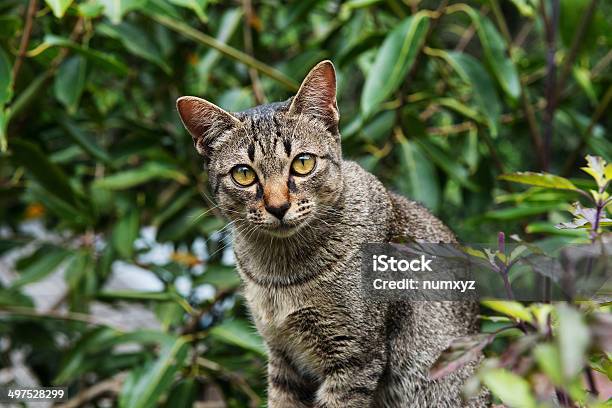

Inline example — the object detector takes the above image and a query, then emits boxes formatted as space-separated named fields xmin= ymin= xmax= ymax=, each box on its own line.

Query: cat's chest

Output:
xmin=243 ymin=283 xmax=305 ymax=338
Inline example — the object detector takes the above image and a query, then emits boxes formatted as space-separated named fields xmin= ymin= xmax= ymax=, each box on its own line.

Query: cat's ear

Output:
xmin=289 ymin=60 xmax=339 ymax=133
xmin=176 ymin=96 xmax=241 ymax=157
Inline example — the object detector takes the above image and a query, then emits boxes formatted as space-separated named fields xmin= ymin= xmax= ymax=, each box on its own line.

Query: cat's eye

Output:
xmin=291 ymin=153 xmax=316 ymax=176
xmin=231 ymin=165 xmax=257 ymax=186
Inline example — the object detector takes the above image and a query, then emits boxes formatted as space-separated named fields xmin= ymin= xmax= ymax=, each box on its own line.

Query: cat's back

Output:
xmin=339 ymin=160 xmax=455 ymax=243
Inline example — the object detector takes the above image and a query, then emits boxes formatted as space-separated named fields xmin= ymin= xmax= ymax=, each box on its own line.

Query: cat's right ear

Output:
xmin=176 ymin=96 xmax=240 ymax=157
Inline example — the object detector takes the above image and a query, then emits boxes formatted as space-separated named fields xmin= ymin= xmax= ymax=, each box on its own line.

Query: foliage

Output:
xmin=432 ymin=156 xmax=611 ymax=407
xmin=0 ymin=0 xmax=610 ymax=406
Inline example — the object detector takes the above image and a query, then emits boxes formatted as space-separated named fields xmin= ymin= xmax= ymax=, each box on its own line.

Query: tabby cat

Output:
xmin=177 ymin=61 xmax=487 ymax=407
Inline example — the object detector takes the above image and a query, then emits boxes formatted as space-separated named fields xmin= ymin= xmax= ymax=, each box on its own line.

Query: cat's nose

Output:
xmin=265 ymin=203 xmax=290 ymax=220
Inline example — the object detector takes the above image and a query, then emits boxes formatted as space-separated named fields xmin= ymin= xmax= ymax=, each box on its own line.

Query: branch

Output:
xmin=242 ymin=0 xmax=266 ymax=104
xmin=12 ymin=0 xmax=38 ymax=85
xmin=149 ymin=12 xmax=299 ymax=92
xmin=561 ymin=84 xmax=612 ymax=176
xmin=56 ymin=374 xmax=125 ymax=408
xmin=489 ymin=0 xmax=544 ymax=168
xmin=0 ymin=306 xmax=121 ymax=329
xmin=541 ymin=0 xmax=560 ymax=171
xmin=556 ymin=0 xmax=600 ymax=98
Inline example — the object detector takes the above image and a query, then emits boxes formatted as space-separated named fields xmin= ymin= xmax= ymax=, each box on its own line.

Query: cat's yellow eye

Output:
xmin=231 ymin=165 xmax=257 ymax=186
xmin=291 ymin=153 xmax=316 ymax=176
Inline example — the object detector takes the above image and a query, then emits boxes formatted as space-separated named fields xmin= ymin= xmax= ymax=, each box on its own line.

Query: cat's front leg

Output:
xmin=267 ymin=349 xmax=317 ymax=408
xmin=313 ymin=352 xmax=385 ymax=408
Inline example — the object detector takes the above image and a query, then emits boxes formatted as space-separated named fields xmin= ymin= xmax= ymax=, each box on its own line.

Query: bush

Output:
xmin=0 ymin=0 xmax=610 ymax=406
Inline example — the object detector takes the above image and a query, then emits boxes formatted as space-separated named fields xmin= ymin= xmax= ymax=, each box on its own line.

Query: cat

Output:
xmin=176 ymin=61 xmax=487 ymax=407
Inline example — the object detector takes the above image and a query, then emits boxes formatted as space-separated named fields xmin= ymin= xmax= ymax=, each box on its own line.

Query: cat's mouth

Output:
xmin=262 ymin=220 xmax=302 ymax=238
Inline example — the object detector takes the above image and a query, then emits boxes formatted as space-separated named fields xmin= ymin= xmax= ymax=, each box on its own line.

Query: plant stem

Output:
xmin=490 ymin=0 xmax=545 ymax=167
xmin=541 ymin=0 xmax=560 ymax=171
xmin=242 ymin=0 xmax=267 ymax=104
xmin=12 ymin=0 xmax=38 ymax=85
xmin=149 ymin=12 xmax=299 ymax=92
xmin=562 ymin=85 xmax=612 ymax=176
xmin=556 ymin=0 xmax=600 ymax=98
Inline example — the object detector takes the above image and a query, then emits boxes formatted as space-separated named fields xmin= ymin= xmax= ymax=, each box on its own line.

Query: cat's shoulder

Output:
xmin=387 ymin=192 xmax=456 ymax=243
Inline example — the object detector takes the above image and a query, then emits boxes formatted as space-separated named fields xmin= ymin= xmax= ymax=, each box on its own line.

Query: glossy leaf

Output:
xmin=44 ymin=0 xmax=74 ymax=18
xmin=361 ymin=12 xmax=430 ymax=116
xmin=481 ymin=300 xmax=533 ymax=323
xmin=119 ymin=335 xmax=189 ymax=408
xmin=556 ymin=303 xmax=590 ymax=380
xmin=44 ymin=35 xmax=129 ymax=74
xmin=54 ymin=56 xmax=87 ymax=113
xmin=168 ymin=0 xmax=207 ymax=22
xmin=60 ymin=118 xmax=112 ymax=164
xmin=440 ymin=51 xmax=501 ymax=138
xmin=210 ymin=319 xmax=266 ymax=356
xmin=0 ymin=46 xmax=12 ymax=105
xmin=533 ymin=343 xmax=563 ymax=385
xmin=462 ymin=7 xmax=520 ymax=100
xmin=398 ymin=138 xmax=440 ymax=211
xmin=112 ymin=208 xmax=139 ymax=258
xmin=97 ymin=0 xmax=147 ymax=24
xmin=499 ymin=172 xmax=579 ymax=190
xmin=93 ymin=163 xmax=188 ymax=190
xmin=97 ymin=23 xmax=171 ymax=73
xmin=481 ymin=368 xmax=537 ymax=408
xmin=10 ymin=139 xmax=79 ymax=206
xmin=12 ymin=245 xmax=71 ymax=287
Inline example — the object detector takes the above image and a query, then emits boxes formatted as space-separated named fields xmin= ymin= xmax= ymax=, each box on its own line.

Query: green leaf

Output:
xmin=54 ymin=56 xmax=87 ymax=114
xmin=397 ymin=138 xmax=440 ymax=211
xmin=54 ymin=327 xmax=121 ymax=384
xmin=481 ymin=368 xmax=537 ymax=408
xmin=361 ymin=12 xmax=430 ymax=116
xmin=0 ymin=46 xmax=13 ymax=106
xmin=64 ymin=250 xmax=92 ymax=290
xmin=164 ymin=378 xmax=196 ymax=408
xmin=157 ymin=207 xmax=210 ymax=242
xmin=440 ymin=51 xmax=501 ymax=137
xmin=481 ymin=300 xmax=533 ymax=323
xmin=44 ymin=0 xmax=75 ymax=18
xmin=12 ymin=245 xmax=71 ymax=288
xmin=97 ymin=0 xmax=147 ymax=24
xmin=484 ymin=203 xmax=568 ymax=220
xmin=10 ymin=139 xmax=79 ymax=207
xmin=98 ymin=291 xmax=176 ymax=302
xmin=196 ymin=265 xmax=240 ymax=291
xmin=533 ymin=343 xmax=564 ymax=385
xmin=556 ymin=303 xmax=590 ymax=380
xmin=0 ymin=16 xmax=22 ymax=38
xmin=209 ymin=319 xmax=266 ymax=356
xmin=59 ymin=118 xmax=112 ymax=164
xmin=0 ymin=288 xmax=34 ymax=307
xmin=97 ymin=23 xmax=171 ymax=73
xmin=499 ymin=172 xmax=579 ymax=190
xmin=112 ymin=208 xmax=139 ymax=258
xmin=560 ymin=0 xmax=605 ymax=52
xmin=415 ymin=138 xmax=478 ymax=190
xmin=168 ymin=0 xmax=207 ymax=22
xmin=43 ymin=35 xmax=129 ymax=75
xmin=119 ymin=335 xmax=189 ymax=408
xmin=462 ymin=8 xmax=520 ymax=100
xmin=581 ymin=155 xmax=608 ymax=188
xmin=93 ymin=163 xmax=188 ymax=190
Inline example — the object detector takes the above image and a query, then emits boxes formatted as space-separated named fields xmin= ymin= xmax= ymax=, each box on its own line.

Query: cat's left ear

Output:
xmin=288 ymin=60 xmax=339 ymax=133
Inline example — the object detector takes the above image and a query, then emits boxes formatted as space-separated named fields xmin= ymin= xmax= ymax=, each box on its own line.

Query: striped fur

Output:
xmin=178 ymin=61 xmax=488 ymax=407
